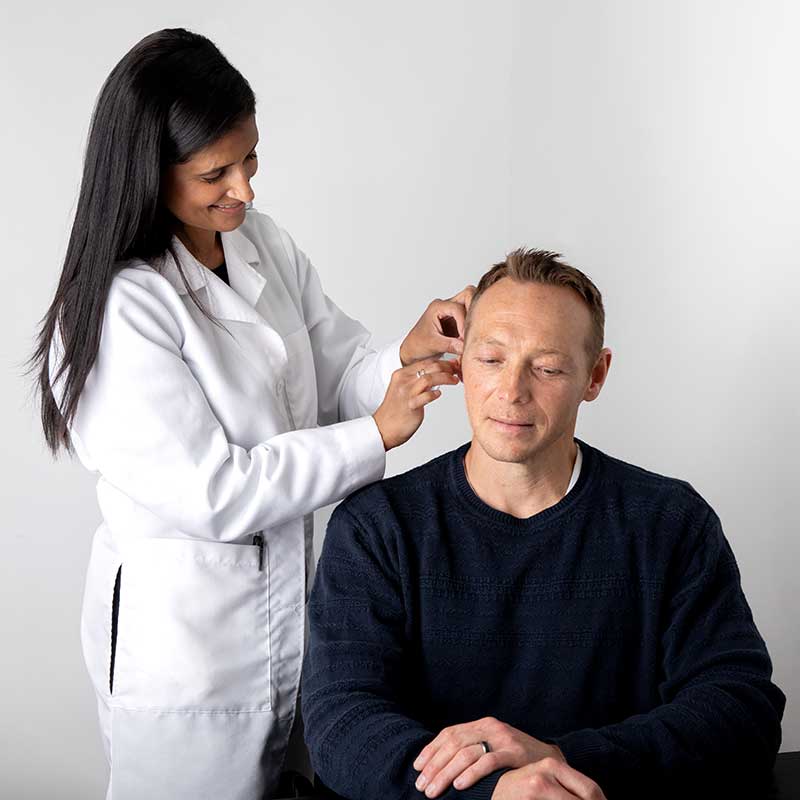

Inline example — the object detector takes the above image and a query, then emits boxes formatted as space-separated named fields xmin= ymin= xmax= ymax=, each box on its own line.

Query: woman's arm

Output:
xmin=59 ymin=271 xmax=387 ymax=540
xmin=280 ymin=228 xmax=402 ymax=424
xmin=281 ymin=228 xmax=473 ymax=425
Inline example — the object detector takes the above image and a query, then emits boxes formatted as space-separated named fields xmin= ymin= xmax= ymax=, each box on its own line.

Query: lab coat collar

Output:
xmin=157 ymin=228 xmax=268 ymax=325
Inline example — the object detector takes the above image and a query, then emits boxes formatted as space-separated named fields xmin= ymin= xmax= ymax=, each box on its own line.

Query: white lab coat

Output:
xmin=55 ymin=209 xmax=401 ymax=800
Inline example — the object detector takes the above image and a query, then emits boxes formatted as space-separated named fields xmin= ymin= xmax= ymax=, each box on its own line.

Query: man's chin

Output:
xmin=475 ymin=435 xmax=541 ymax=465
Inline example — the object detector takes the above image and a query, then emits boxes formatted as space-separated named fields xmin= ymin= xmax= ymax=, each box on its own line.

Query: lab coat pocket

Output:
xmin=112 ymin=537 xmax=271 ymax=712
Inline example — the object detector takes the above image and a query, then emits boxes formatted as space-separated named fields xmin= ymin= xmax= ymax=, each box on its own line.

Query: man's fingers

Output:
xmin=420 ymin=745 xmax=486 ymax=798
xmin=549 ymin=760 xmax=606 ymax=800
xmin=414 ymin=724 xmax=482 ymax=788
xmin=415 ymin=741 xmax=461 ymax=792
xmin=451 ymin=749 xmax=502 ymax=791
xmin=413 ymin=720 xmax=484 ymax=772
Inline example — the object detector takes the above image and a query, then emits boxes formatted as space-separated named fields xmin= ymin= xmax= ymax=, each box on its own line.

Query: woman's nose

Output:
xmin=228 ymin=172 xmax=255 ymax=204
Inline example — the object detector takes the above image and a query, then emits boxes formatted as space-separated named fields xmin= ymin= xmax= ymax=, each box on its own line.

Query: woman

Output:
xmin=31 ymin=28 xmax=471 ymax=800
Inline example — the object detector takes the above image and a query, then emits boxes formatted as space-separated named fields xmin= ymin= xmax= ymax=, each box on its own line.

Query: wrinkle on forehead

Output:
xmin=467 ymin=281 xmax=593 ymax=366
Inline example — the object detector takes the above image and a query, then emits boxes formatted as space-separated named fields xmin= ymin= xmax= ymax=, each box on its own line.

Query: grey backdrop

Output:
xmin=3 ymin=1 xmax=798 ymax=797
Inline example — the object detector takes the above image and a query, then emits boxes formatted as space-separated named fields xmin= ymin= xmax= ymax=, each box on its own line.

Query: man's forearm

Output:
xmin=553 ymin=675 xmax=783 ymax=793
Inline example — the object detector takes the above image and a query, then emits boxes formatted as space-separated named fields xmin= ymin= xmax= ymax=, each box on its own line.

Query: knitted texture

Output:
xmin=302 ymin=440 xmax=784 ymax=799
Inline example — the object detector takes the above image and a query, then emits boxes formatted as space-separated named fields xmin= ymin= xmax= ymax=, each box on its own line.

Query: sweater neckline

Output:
xmin=448 ymin=438 xmax=596 ymax=530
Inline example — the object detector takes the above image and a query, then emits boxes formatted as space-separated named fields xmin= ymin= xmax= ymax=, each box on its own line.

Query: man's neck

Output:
xmin=463 ymin=436 xmax=579 ymax=519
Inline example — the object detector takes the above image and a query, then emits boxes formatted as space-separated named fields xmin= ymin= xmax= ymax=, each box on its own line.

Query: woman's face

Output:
xmin=162 ymin=115 xmax=259 ymax=236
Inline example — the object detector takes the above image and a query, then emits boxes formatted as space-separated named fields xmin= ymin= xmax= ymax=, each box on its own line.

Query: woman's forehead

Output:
xmin=182 ymin=116 xmax=259 ymax=171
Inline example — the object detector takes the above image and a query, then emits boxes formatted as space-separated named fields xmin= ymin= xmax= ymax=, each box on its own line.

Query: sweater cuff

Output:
xmin=453 ymin=768 xmax=509 ymax=800
xmin=551 ymin=729 xmax=610 ymax=777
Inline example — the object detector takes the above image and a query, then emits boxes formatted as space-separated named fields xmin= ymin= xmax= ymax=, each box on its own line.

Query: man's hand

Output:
xmin=412 ymin=717 xmax=566 ymax=797
xmin=492 ymin=760 xmax=606 ymax=800
xmin=400 ymin=285 xmax=476 ymax=365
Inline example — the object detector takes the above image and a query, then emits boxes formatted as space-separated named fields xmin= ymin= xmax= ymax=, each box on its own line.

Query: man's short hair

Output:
xmin=468 ymin=248 xmax=605 ymax=365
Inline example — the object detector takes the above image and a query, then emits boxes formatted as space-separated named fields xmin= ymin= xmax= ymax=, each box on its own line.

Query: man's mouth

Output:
xmin=491 ymin=418 xmax=534 ymax=428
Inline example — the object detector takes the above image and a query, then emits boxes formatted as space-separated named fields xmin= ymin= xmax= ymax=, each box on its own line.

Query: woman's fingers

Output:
xmin=412 ymin=369 xmax=459 ymax=391
xmin=449 ymin=284 xmax=477 ymax=312
xmin=435 ymin=302 xmax=467 ymax=339
xmin=408 ymin=388 xmax=441 ymax=411
xmin=371 ymin=358 xmax=461 ymax=450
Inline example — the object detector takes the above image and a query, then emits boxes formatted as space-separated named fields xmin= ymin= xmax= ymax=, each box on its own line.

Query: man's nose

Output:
xmin=496 ymin=363 xmax=531 ymax=404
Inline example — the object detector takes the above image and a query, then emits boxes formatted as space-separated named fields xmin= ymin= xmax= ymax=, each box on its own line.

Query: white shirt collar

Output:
xmin=564 ymin=442 xmax=583 ymax=496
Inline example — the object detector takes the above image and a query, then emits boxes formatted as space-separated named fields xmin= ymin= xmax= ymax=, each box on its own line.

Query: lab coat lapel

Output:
xmin=158 ymin=230 xmax=274 ymax=329
xmin=220 ymin=228 xmax=265 ymax=310
xmin=206 ymin=229 xmax=268 ymax=326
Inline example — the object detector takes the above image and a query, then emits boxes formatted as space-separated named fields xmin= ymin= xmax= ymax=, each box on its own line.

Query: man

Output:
xmin=302 ymin=249 xmax=785 ymax=800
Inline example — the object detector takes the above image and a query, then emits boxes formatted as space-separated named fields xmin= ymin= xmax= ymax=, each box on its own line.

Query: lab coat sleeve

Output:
xmin=279 ymin=229 xmax=403 ymax=426
xmin=62 ymin=272 xmax=386 ymax=541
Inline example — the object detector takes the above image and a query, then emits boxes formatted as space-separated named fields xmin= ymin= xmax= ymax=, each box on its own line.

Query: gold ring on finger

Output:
xmin=416 ymin=369 xmax=426 ymax=378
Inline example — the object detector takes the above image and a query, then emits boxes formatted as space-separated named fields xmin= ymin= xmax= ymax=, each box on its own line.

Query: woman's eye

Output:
xmin=203 ymin=173 xmax=223 ymax=184
xmin=247 ymin=151 xmax=258 ymax=161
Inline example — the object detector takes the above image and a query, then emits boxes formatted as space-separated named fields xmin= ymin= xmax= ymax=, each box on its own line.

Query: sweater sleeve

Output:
xmin=553 ymin=507 xmax=785 ymax=796
xmin=302 ymin=503 xmax=506 ymax=800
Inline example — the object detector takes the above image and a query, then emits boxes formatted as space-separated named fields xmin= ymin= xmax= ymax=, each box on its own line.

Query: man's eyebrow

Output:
xmin=473 ymin=338 xmax=575 ymax=362
xmin=197 ymin=137 xmax=259 ymax=176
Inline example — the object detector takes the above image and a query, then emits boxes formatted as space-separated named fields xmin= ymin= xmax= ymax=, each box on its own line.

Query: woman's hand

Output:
xmin=400 ymin=285 xmax=476 ymax=365
xmin=413 ymin=717 xmax=566 ymax=798
xmin=372 ymin=358 xmax=460 ymax=450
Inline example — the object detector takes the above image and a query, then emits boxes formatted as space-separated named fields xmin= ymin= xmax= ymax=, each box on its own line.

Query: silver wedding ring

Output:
xmin=416 ymin=368 xmax=426 ymax=378
xmin=479 ymin=741 xmax=491 ymax=755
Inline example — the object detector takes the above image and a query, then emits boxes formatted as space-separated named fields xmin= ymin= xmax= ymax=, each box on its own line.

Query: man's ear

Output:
xmin=583 ymin=348 xmax=612 ymax=402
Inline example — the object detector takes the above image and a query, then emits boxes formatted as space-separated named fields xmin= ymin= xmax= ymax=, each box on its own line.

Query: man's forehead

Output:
xmin=471 ymin=333 xmax=576 ymax=361
xmin=470 ymin=281 xmax=591 ymax=332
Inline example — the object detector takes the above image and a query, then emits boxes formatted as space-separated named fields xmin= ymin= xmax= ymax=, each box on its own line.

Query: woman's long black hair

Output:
xmin=30 ymin=28 xmax=255 ymax=455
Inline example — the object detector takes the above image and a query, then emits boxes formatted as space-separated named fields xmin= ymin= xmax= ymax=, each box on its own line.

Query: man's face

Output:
xmin=462 ymin=278 xmax=608 ymax=466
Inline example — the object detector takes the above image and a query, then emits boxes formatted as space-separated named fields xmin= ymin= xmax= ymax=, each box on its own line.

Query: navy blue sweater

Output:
xmin=302 ymin=441 xmax=784 ymax=800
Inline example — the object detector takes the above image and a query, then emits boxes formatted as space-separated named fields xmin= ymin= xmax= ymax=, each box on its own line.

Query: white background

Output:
xmin=2 ymin=1 xmax=798 ymax=796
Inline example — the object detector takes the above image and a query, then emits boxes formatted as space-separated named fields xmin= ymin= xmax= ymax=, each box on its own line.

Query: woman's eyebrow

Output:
xmin=197 ymin=137 xmax=260 ymax=175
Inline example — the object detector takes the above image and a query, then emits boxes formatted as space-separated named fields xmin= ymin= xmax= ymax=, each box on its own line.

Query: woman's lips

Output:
xmin=211 ymin=202 xmax=245 ymax=215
